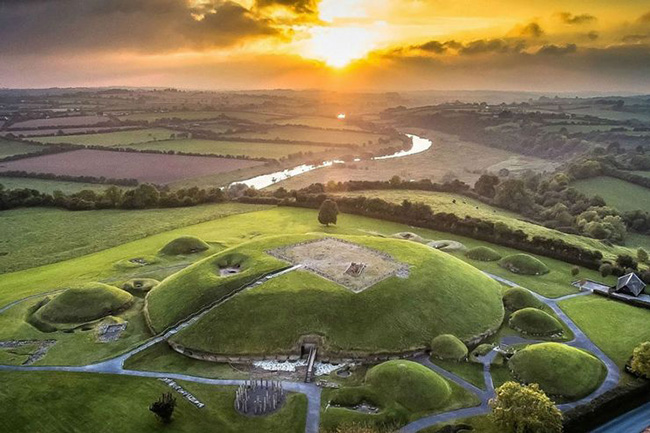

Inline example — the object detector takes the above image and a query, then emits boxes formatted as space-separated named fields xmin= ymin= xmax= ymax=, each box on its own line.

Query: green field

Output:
xmin=572 ymin=176 xmax=650 ymax=212
xmin=166 ymin=234 xmax=505 ymax=354
xmin=128 ymin=138 xmax=334 ymax=159
xmin=118 ymin=111 xmax=285 ymax=123
xmin=336 ymin=189 xmax=636 ymax=261
xmin=0 ymin=177 xmax=121 ymax=194
xmin=560 ymin=295 xmax=650 ymax=370
xmin=272 ymin=115 xmax=364 ymax=131
xmin=34 ymin=128 xmax=176 ymax=146
xmin=226 ymin=125 xmax=387 ymax=145
xmin=0 ymin=139 xmax=45 ymax=158
xmin=0 ymin=203 xmax=269 ymax=274
xmin=0 ymin=371 xmax=307 ymax=433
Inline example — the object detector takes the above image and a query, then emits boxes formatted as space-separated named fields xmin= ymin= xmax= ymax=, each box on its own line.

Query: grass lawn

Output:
xmin=0 ymin=371 xmax=307 ymax=433
xmin=422 ymin=415 xmax=501 ymax=433
xmin=168 ymin=234 xmax=504 ymax=354
xmin=34 ymin=128 xmax=176 ymax=146
xmin=0 ymin=139 xmax=45 ymax=158
xmin=572 ymin=176 xmax=650 ymax=212
xmin=0 ymin=203 xmax=269 ymax=273
xmin=272 ymin=115 xmax=364 ymax=131
xmin=123 ymin=342 xmax=247 ymax=379
xmin=430 ymin=359 xmax=486 ymax=390
xmin=0 ymin=177 xmax=124 ymax=194
xmin=560 ymin=295 xmax=650 ymax=370
xmin=128 ymin=138 xmax=335 ymax=159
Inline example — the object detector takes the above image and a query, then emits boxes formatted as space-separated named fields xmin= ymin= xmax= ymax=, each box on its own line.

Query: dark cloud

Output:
xmin=536 ymin=44 xmax=578 ymax=56
xmin=255 ymin=0 xmax=318 ymax=14
xmin=623 ymin=34 xmax=649 ymax=43
xmin=586 ymin=31 xmax=599 ymax=41
xmin=639 ymin=11 xmax=650 ymax=24
xmin=509 ymin=22 xmax=544 ymax=38
xmin=0 ymin=0 xmax=280 ymax=55
xmin=556 ymin=12 xmax=597 ymax=25
xmin=411 ymin=38 xmax=526 ymax=56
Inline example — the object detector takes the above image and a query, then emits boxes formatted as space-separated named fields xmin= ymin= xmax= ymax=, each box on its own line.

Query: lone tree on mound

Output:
xmin=318 ymin=199 xmax=339 ymax=226
xmin=489 ymin=382 xmax=562 ymax=433
xmin=629 ymin=341 xmax=650 ymax=378
xmin=150 ymin=392 xmax=176 ymax=424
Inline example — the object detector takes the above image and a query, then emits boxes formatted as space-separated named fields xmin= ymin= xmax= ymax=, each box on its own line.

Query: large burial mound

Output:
xmin=159 ymin=236 xmax=210 ymax=256
xmin=150 ymin=234 xmax=505 ymax=357
xmin=509 ymin=308 xmax=563 ymax=337
xmin=502 ymin=287 xmax=542 ymax=311
xmin=499 ymin=254 xmax=550 ymax=276
xmin=465 ymin=246 xmax=501 ymax=262
xmin=33 ymin=283 xmax=133 ymax=325
xmin=430 ymin=334 xmax=468 ymax=361
xmin=365 ymin=360 xmax=451 ymax=412
xmin=509 ymin=342 xmax=606 ymax=400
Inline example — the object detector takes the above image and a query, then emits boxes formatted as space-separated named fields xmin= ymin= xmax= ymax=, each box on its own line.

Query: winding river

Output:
xmin=232 ymin=133 xmax=432 ymax=190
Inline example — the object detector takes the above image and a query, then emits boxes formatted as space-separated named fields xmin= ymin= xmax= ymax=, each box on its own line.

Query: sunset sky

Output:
xmin=1 ymin=0 xmax=649 ymax=92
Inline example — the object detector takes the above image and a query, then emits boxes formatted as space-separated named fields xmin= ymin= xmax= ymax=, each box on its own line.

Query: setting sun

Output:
xmin=303 ymin=26 xmax=376 ymax=68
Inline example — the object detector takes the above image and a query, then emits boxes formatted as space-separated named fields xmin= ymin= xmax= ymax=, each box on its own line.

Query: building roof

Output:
xmin=616 ymin=273 xmax=646 ymax=296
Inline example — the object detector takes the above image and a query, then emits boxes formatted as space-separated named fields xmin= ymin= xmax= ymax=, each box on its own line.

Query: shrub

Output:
xmin=502 ymin=287 xmax=541 ymax=311
xmin=319 ymin=199 xmax=339 ymax=226
xmin=159 ymin=236 xmax=210 ymax=255
xmin=508 ymin=308 xmax=563 ymax=336
xmin=430 ymin=334 xmax=469 ymax=361
xmin=499 ymin=254 xmax=550 ymax=276
xmin=599 ymin=263 xmax=613 ymax=277
xmin=629 ymin=342 xmax=650 ymax=378
xmin=150 ymin=392 xmax=176 ymax=424
xmin=489 ymin=382 xmax=562 ymax=433
xmin=465 ymin=246 xmax=502 ymax=262
xmin=571 ymin=266 xmax=580 ymax=276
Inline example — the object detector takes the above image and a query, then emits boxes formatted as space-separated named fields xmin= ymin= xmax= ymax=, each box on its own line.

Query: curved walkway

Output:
xmin=0 ymin=271 xmax=624 ymax=433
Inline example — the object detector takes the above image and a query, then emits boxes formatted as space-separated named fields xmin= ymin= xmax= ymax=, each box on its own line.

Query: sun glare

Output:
xmin=305 ymin=26 xmax=375 ymax=68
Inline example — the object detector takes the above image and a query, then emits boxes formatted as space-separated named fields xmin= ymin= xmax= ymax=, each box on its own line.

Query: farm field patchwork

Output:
xmin=8 ymin=115 xmax=111 ymax=129
xmin=0 ymin=149 xmax=264 ymax=184
xmin=572 ymin=176 xmax=650 ymax=212
xmin=0 ymin=139 xmax=45 ymax=158
xmin=118 ymin=110 xmax=286 ymax=123
xmin=225 ymin=125 xmax=387 ymax=145
xmin=0 ymin=177 xmax=121 ymax=194
xmin=271 ymin=115 xmax=364 ymax=130
xmin=34 ymin=128 xmax=177 ymax=146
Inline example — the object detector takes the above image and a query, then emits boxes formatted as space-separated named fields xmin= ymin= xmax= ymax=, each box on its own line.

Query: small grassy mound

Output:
xmin=509 ymin=342 xmax=606 ymax=400
xmin=502 ymin=287 xmax=542 ymax=311
xmin=509 ymin=308 xmax=563 ymax=336
xmin=465 ymin=246 xmax=501 ymax=262
xmin=34 ymin=283 xmax=133 ymax=324
xmin=391 ymin=232 xmax=426 ymax=243
xmin=159 ymin=236 xmax=210 ymax=256
xmin=430 ymin=334 xmax=468 ymax=361
xmin=499 ymin=254 xmax=550 ymax=276
xmin=122 ymin=278 xmax=159 ymax=292
xmin=365 ymin=360 xmax=451 ymax=412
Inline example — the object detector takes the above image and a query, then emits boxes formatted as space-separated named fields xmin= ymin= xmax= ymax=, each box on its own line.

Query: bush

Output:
xmin=629 ymin=342 xmax=650 ymax=378
xmin=490 ymin=382 xmax=562 ymax=433
xmin=571 ymin=266 xmax=580 ymax=276
xmin=502 ymin=287 xmax=541 ymax=311
xmin=430 ymin=334 xmax=469 ymax=361
xmin=465 ymin=246 xmax=501 ymax=262
xmin=508 ymin=308 xmax=563 ymax=336
xmin=159 ymin=236 xmax=210 ymax=255
xmin=599 ymin=263 xmax=613 ymax=277
xmin=499 ymin=254 xmax=550 ymax=275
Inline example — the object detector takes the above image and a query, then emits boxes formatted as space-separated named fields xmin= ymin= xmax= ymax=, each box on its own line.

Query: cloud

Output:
xmin=508 ymin=22 xmax=544 ymax=38
xmin=0 ymin=0 xmax=282 ymax=55
xmin=639 ymin=11 xmax=650 ymax=24
xmin=536 ymin=44 xmax=578 ymax=56
xmin=585 ymin=31 xmax=599 ymax=41
xmin=255 ymin=0 xmax=318 ymax=14
xmin=623 ymin=34 xmax=649 ymax=43
xmin=556 ymin=12 xmax=597 ymax=25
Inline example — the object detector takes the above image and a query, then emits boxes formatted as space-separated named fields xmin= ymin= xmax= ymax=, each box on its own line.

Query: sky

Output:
xmin=0 ymin=0 xmax=649 ymax=92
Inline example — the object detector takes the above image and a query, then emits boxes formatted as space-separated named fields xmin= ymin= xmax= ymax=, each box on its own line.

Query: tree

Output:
xmin=489 ymin=382 xmax=562 ymax=433
xmin=149 ymin=392 xmax=176 ymax=423
xmin=638 ymin=248 xmax=649 ymax=264
xmin=629 ymin=342 xmax=650 ymax=378
xmin=474 ymin=174 xmax=500 ymax=198
xmin=571 ymin=266 xmax=580 ymax=277
xmin=318 ymin=199 xmax=339 ymax=226
xmin=599 ymin=263 xmax=613 ymax=277
xmin=616 ymin=254 xmax=638 ymax=271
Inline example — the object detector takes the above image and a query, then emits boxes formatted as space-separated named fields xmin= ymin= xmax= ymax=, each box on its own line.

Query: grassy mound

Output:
xmin=502 ymin=287 xmax=542 ymax=311
xmin=159 ymin=236 xmax=210 ymax=256
xmin=122 ymin=278 xmax=159 ymax=292
xmin=465 ymin=246 xmax=501 ymax=262
xmin=430 ymin=334 xmax=468 ymax=361
xmin=365 ymin=360 xmax=451 ymax=412
xmin=391 ymin=232 xmax=426 ymax=243
xmin=34 ymin=283 xmax=133 ymax=324
xmin=509 ymin=343 xmax=606 ymax=400
xmin=499 ymin=254 xmax=550 ymax=276
xmin=509 ymin=308 xmax=563 ymax=336
xmin=168 ymin=234 xmax=504 ymax=355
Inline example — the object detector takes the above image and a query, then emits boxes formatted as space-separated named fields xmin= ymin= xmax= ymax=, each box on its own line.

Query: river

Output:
xmin=232 ymin=133 xmax=432 ymax=190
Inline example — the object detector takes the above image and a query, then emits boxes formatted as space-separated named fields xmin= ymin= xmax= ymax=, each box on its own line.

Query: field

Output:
xmin=2 ymin=126 xmax=140 ymax=138
xmin=118 ymin=110 xmax=285 ymax=123
xmin=0 ymin=371 xmax=307 ymax=433
xmin=270 ymin=130 xmax=558 ymax=189
xmin=0 ymin=177 xmax=121 ymax=194
xmin=272 ymin=115 xmax=364 ymax=130
xmin=0 ymin=203 xmax=269 ymax=273
xmin=34 ymin=128 xmax=176 ymax=146
xmin=128 ymin=139 xmax=334 ymax=159
xmin=0 ymin=139 xmax=44 ymax=158
xmin=572 ymin=176 xmax=650 ymax=212
xmin=226 ymin=125 xmax=386 ymax=145
xmin=0 ymin=149 xmax=264 ymax=184
xmin=8 ymin=115 xmax=110 ymax=129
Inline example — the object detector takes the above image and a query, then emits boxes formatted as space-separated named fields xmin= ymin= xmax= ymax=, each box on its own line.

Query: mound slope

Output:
xmin=166 ymin=234 xmax=505 ymax=356
xmin=159 ymin=236 xmax=210 ymax=256
xmin=465 ymin=246 xmax=501 ymax=262
xmin=509 ymin=342 xmax=606 ymax=400
xmin=34 ymin=283 xmax=133 ymax=324
xmin=499 ymin=254 xmax=549 ymax=275
xmin=430 ymin=334 xmax=468 ymax=361
xmin=509 ymin=308 xmax=563 ymax=336
xmin=502 ymin=287 xmax=542 ymax=311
